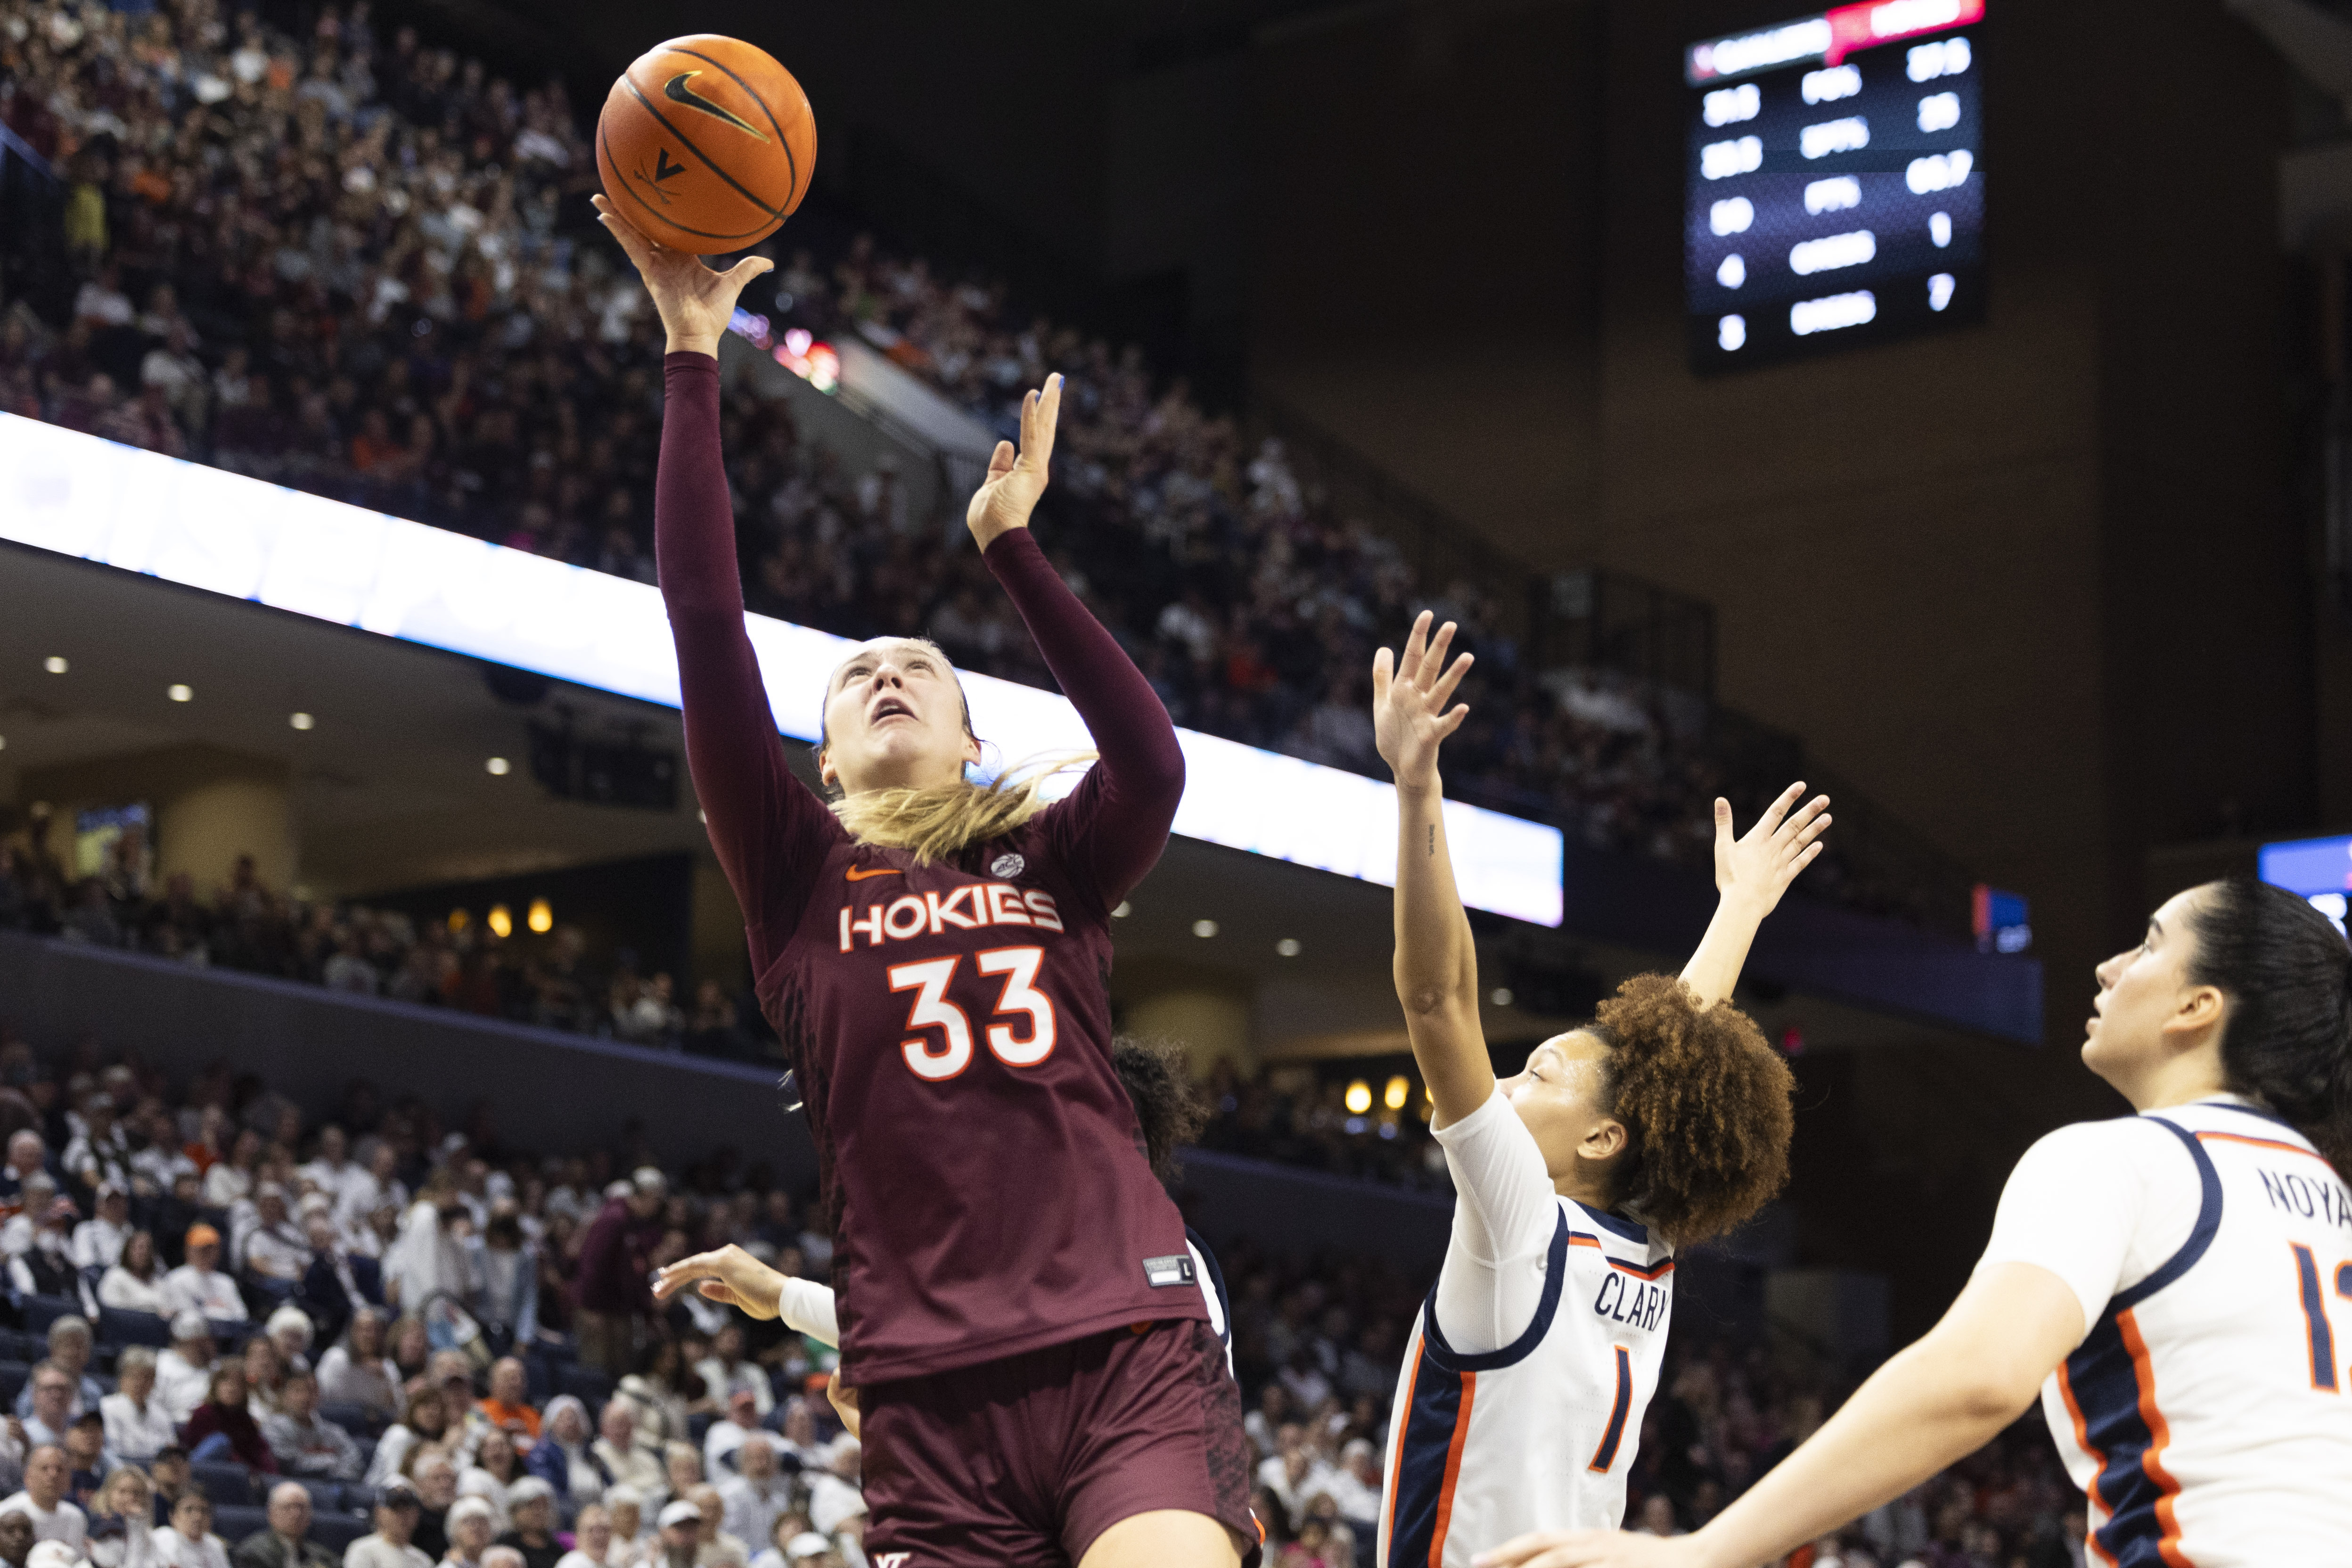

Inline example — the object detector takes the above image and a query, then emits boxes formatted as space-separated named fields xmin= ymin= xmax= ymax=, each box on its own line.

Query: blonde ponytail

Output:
xmin=830 ymin=753 xmax=1098 ymax=865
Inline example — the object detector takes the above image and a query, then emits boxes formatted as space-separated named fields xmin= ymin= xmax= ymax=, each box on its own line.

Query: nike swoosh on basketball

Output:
xmin=663 ymin=71 xmax=772 ymax=142
xmin=845 ymin=867 xmax=901 ymax=881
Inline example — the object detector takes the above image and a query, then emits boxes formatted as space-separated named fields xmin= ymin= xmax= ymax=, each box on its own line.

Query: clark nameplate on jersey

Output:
xmin=1686 ymin=0 xmax=1985 ymax=372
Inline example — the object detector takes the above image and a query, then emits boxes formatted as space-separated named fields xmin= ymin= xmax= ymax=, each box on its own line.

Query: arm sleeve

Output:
xmin=1429 ymin=1087 xmax=1562 ymax=1355
xmin=983 ymin=531 xmax=1185 ymax=911
xmin=657 ymin=352 xmax=841 ymax=971
xmin=1974 ymin=1120 xmax=2188 ymax=1345
xmin=774 ymin=1276 xmax=839 ymax=1348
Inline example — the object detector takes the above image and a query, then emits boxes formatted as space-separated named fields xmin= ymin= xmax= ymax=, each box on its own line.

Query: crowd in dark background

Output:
xmin=0 ymin=0 xmax=1950 ymax=928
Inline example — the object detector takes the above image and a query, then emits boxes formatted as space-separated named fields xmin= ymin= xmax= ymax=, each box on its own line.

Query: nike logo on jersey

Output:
xmin=839 ymin=884 xmax=1065 ymax=950
xmin=844 ymin=867 xmax=901 ymax=881
xmin=663 ymin=72 xmax=772 ymax=141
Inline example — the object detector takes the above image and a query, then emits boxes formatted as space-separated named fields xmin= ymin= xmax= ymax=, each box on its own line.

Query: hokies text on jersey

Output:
xmin=838 ymin=883 xmax=1065 ymax=951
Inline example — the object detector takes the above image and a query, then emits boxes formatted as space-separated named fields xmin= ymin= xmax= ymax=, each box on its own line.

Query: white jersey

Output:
xmin=1977 ymin=1098 xmax=2352 ymax=1567
xmin=1379 ymin=1091 xmax=1673 ymax=1566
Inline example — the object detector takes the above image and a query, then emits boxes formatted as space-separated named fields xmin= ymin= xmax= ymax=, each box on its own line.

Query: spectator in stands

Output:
xmin=230 ymin=1483 xmax=334 ymax=1568
xmin=26 ymin=1322 xmax=103 ymax=1418
xmin=383 ymin=1180 xmax=466 ymax=1320
xmin=385 ymin=1322 xmax=429 ymax=1389
xmin=588 ymin=1406 xmax=658 ymax=1503
xmin=8 ymin=1197 xmax=82 ymax=1299
xmin=648 ymin=1502 xmax=698 ymax=1568
xmin=493 ymin=1479 xmax=559 ymax=1568
xmin=574 ymin=1172 xmax=665 ymax=1379
xmin=713 ymin=1440 xmax=788 ymax=1559
xmin=0 ymin=1445 xmax=88 ymax=1549
xmin=440 ymin=1498 xmax=493 ymax=1568
xmin=99 ymin=1229 xmax=168 ymax=1316
xmin=611 ymin=1346 xmax=688 ymax=1461
xmin=521 ymin=1398 xmax=602 ymax=1509
xmin=101 ymin=1347 xmax=175 ymax=1465
xmin=298 ymin=1130 xmax=359 ymax=1214
xmin=82 ymin=1466 xmax=156 ymax=1568
xmin=459 ymin=1433 xmax=520 ymax=1533
xmin=242 ymin=1337 xmax=291 ymax=1420
xmin=345 ymin=1479 xmax=430 ymax=1568
xmin=473 ymin=1361 xmax=539 ymax=1455
xmin=800 ymin=1443 xmax=861 ymax=1559
xmin=147 ymin=1451 xmax=192 ymax=1529
xmin=600 ymin=1493 xmax=647 ymax=1565
xmin=205 ymin=1133 xmax=263 ymax=1211
xmin=680 ymin=1486 xmax=741 ymax=1568
xmin=182 ymin=1364 xmax=277 ymax=1473
xmin=409 ymin=1456 xmax=458 ymax=1564
xmin=0 ymin=1515 xmax=28 ymax=1568
xmin=361 ymin=1388 xmax=444 ymax=1490
xmin=297 ymin=1207 xmax=365 ymax=1351
xmin=0 ymin=1137 xmax=46 ymax=1208
xmin=240 ymin=1189 xmax=310 ymax=1288
xmin=0 ymin=1173 xmax=54 ymax=1254
xmin=60 ymin=1416 xmax=105 ymax=1511
xmin=70 ymin=1183 xmax=131 ymax=1270
xmin=697 ymin=1392 xmax=759 ymax=1479
xmin=20 ymin=1366 xmax=79 ymax=1450
xmin=551 ymin=1505 xmax=608 ymax=1568
xmin=688 ymin=1329 xmax=765 ymax=1422
xmin=63 ymin=1095 xmax=132 ymax=1197
xmin=153 ymin=1490 xmax=230 ymax=1568
xmin=162 ymin=1226 xmax=246 ymax=1322
xmin=466 ymin=1214 xmax=536 ymax=1355
xmin=158 ymin=1315 xmax=217 ymax=1425
xmin=317 ymin=1310 xmax=401 ymax=1421
xmin=264 ymin=1369 xmax=363 ymax=1481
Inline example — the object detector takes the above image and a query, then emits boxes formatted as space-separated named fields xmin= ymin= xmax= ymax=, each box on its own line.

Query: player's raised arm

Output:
xmin=969 ymin=373 xmax=1187 ymax=910
xmin=1375 ymin=612 xmax=1488 ymax=1127
xmin=1676 ymin=784 xmax=1831 ymax=1010
xmin=596 ymin=197 xmax=838 ymax=959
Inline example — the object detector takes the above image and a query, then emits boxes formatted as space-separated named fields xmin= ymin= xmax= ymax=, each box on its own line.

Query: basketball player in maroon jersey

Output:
xmin=591 ymin=196 xmax=1255 ymax=1568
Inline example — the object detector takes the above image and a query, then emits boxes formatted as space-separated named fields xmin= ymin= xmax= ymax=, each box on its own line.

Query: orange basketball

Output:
xmin=596 ymin=35 xmax=815 ymax=255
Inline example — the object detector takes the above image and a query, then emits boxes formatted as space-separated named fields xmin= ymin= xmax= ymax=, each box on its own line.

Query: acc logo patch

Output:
xmin=990 ymin=853 xmax=1026 ymax=879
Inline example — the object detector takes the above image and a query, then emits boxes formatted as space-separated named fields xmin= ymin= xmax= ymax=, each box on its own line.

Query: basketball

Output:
xmin=595 ymin=34 xmax=816 ymax=254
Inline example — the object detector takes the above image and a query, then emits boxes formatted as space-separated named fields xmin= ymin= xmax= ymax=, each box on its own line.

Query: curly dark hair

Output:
xmin=1111 ymin=1035 xmax=1211 ymax=1183
xmin=1588 ymin=973 xmax=1795 ymax=1248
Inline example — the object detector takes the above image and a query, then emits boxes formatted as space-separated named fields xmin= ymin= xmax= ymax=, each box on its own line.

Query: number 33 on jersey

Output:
xmin=836 ymin=871 xmax=1068 ymax=1085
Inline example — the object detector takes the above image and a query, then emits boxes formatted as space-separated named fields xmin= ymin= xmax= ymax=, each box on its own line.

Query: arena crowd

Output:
xmin=0 ymin=999 xmax=2086 ymax=1568
xmin=0 ymin=0 xmax=1941 ymax=928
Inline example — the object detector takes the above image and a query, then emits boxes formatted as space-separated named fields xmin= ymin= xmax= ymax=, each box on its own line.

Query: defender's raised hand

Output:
xmin=1373 ymin=611 xmax=1475 ymax=791
xmin=652 ymin=1243 xmax=784 ymax=1320
xmin=967 ymin=373 xmax=1062 ymax=550
xmin=1713 ymin=781 xmax=1832 ymax=916
xmin=593 ymin=194 xmax=774 ymax=358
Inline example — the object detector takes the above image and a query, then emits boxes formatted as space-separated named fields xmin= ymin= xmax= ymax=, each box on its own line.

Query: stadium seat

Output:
xmin=311 ymin=1514 xmax=370 ymax=1552
xmin=0 ymin=1361 xmax=29 ymax=1409
xmin=290 ymin=1478 xmax=345 ymax=1515
xmin=99 ymin=1306 xmax=173 ymax=1348
xmin=318 ymin=1401 xmax=386 ymax=1439
xmin=0 ymin=1331 xmax=41 ymax=1362
xmin=190 ymin=1462 xmax=257 ymax=1507
xmin=210 ymin=1504 xmax=269 ymax=1541
xmin=687 ymin=1411 xmax=714 ymax=1445
xmin=21 ymin=1295 xmax=81 ymax=1334
xmin=557 ymin=1365 xmax=612 ymax=1408
xmin=522 ymin=1353 xmax=553 ymax=1405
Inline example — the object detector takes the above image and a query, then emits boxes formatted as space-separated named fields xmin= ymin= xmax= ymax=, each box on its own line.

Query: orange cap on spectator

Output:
xmin=186 ymin=1223 xmax=221 ymax=1248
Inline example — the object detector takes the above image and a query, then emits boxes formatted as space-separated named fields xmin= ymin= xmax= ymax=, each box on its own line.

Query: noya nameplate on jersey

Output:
xmin=839 ymin=882 xmax=1066 ymax=951
xmin=2259 ymin=1167 xmax=2352 ymax=1231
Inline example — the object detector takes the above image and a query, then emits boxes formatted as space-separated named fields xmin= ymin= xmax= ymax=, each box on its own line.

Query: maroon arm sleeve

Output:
xmin=657 ymin=352 xmax=839 ymax=971
xmin=983 ymin=529 xmax=1185 ymax=911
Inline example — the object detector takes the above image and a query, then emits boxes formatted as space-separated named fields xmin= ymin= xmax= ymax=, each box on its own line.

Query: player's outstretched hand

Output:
xmin=967 ymin=373 xmax=1061 ymax=551
xmin=1711 ymin=780 xmax=1831 ymax=917
xmin=652 ymin=1243 xmax=783 ymax=1320
xmin=1474 ymin=1529 xmax=1712 ymax=1568
xmin=592 ymin=194 xmax=774 ymax=360
xmin=825 ymin=1371 xmax=861 ymax=1438
xmin=1372 ymin=610 xmax=1474 ymax=792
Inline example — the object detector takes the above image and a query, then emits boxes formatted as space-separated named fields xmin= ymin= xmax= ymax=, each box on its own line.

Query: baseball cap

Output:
xmin=656 ymin=1501 xmax=701 ymax=1529
xmin=185 ymin=1222 xmax=221 ymax=1249
xmin=784 ymin=1535 xmax=832 ymax=1561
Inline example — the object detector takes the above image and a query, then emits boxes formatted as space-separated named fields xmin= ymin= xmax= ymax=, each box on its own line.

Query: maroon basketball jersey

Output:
xmin=655 ymin=354 xmax=1206 ymax=1385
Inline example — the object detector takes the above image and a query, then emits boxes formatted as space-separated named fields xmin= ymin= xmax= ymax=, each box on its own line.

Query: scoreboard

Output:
xmin=1686 ymin=0 xmax=1984 ymax=372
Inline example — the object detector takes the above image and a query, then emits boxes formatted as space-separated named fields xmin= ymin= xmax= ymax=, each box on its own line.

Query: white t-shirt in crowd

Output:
xmin=344 ymin=1535 xmax=433 ymax=1568
xmin=0 ymin=1493 xmax=88 ymax=1549
xmin=101 ymin=1389 xmax=179 ymax=1462
xmin=151 ymin=1527 xmax=232 ymax=1568
xmin=159 ymin=1265 xmax=246 ymax=1321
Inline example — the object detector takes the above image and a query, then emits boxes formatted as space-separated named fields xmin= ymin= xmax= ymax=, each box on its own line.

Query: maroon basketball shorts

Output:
xmin=859 ymin=1318 xmax=1261 ymax=1567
